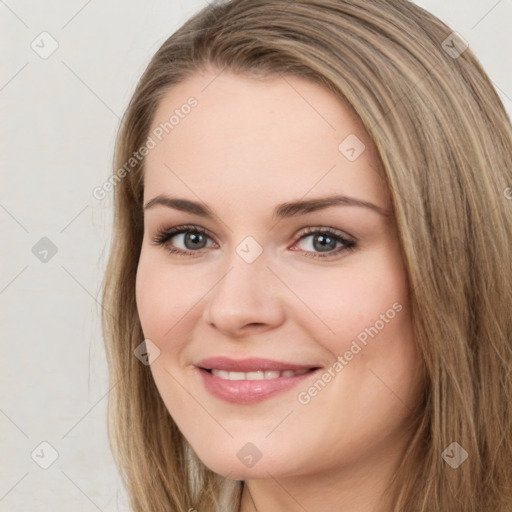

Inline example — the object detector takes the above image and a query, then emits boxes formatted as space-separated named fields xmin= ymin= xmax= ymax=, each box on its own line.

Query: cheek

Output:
xmin=279 ymin=251 xmax=410 ymax=349
xmin=282 ymin=247 xmax=418 ymax=411
xmin=135 ymin=254 xmax=161 ymax=338
xmin=135 ymin=249 xmax=191 ymax=341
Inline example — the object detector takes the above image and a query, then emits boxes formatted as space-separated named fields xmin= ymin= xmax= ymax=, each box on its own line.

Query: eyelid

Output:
xmin=294 ymin=225 xmax=356 ymax=243
xmin=151 ymin=223 xmax=357 ymax=259
xmin=151 ymin=223 xmax=216 ymax=246
xmin=151 ymin=223 xmax=355 ymax=243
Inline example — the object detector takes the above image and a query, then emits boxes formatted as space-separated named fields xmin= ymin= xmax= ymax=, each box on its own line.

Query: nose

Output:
xmin=203 ymin=246 xmax=286 ymax=337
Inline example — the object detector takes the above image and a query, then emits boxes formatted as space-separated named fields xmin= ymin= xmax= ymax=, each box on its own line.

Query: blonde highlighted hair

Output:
xmin=101 ymin=1 xmax=512 ymax=510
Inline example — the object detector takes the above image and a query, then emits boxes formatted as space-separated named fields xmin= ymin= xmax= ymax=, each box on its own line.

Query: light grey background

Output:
xmin=1 ymin=1 xmax=511 ymax=510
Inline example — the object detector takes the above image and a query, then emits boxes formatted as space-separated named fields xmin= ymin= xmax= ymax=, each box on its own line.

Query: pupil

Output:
xmin=313 ymin=234 xmax=336 ymax=252
xmin=185 ymin=232 xmax=206 ymax=249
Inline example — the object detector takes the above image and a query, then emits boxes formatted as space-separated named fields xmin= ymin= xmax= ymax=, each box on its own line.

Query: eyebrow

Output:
xmin=144 ymin=194 xmax=392 ymax=220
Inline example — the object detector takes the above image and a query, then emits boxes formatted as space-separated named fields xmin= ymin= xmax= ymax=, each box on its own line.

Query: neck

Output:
xmin=238 ymin=447 xmax=405 ymax=512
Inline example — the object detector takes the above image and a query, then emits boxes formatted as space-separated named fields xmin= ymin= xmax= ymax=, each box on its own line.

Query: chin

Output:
xmin=192 ymin=445 xmax=287 ymax=480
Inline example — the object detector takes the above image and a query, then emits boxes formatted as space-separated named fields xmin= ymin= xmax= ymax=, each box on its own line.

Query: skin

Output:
xmin=135 ymin=69 xmax=425 ymax=512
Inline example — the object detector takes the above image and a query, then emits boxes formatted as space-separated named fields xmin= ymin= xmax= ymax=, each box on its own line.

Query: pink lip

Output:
xmin=195 ymin=356 xmax=317 ymax=372
xmin=194 ymin=357 xmax=321 ymax=405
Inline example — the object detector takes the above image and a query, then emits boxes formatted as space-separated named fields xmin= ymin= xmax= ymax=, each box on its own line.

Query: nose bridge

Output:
xmin=204 ymin=234 xmax=284 ymax=332
xmin=212 ymin=234 xmax=271 ymax=306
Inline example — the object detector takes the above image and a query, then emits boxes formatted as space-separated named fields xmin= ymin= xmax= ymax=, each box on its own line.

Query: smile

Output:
xmin=209 ymin=368 xmax=311 ymax=380
xmin=197 ymin=366 xmax=320 ymax=404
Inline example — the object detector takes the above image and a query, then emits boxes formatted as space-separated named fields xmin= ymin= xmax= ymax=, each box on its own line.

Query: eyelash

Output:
xmin=151 ymin=224 xmax=356 ymax=260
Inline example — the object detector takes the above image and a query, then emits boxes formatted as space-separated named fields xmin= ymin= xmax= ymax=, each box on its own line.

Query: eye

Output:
xmin=151 ymin=224 xmax=216 ymax=257
xmin=151 ymin=224 xmax=356 ymax=259
xmin=290 ymin=227 xmax=356 ymax=259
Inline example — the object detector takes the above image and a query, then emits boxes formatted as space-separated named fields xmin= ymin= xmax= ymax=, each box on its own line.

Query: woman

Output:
xmin=101 ymin=1 xmax=512 ymax=510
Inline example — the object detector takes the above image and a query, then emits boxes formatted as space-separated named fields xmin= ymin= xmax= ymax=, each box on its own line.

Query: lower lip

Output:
xmin=196 ymin=367 xmax=320 ymax=404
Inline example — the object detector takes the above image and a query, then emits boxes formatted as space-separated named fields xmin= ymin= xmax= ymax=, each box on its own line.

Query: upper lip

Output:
xmin=196 ymin=356 xmax=321 ymax=372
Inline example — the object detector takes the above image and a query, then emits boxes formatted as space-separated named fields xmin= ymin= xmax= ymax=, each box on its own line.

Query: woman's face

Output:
xmin=135 ymin=69 xmax=424 ymax=481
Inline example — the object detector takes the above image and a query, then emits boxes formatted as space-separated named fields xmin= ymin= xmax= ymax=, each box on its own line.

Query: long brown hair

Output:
xmin=101 ymin=1 xmax=512 ymax=510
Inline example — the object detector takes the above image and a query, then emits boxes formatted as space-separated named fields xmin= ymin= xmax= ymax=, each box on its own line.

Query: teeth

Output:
xmin=210 ymin=368 xmax=310 ymax=380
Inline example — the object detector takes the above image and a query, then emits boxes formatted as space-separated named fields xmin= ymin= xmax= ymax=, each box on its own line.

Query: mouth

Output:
xmin=195 ymin=356 xmax=321 ymax=373
xmin=200 ymin=367 xmax=319 ymax=380
xmin=195 ymin=360 xmax=323 ymax=404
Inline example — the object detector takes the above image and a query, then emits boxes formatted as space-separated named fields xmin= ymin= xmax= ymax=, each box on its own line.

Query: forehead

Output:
xmin=144 ymin=70 xmax=387 ymax=210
